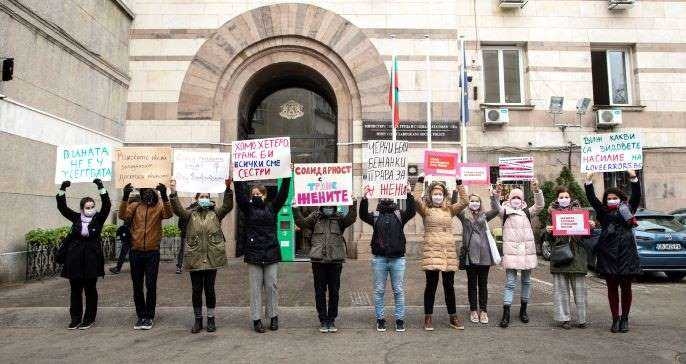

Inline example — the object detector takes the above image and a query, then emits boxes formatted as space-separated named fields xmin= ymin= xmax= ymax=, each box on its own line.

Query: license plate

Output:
xmin=656 ymin=243 xmax=682 ymax=250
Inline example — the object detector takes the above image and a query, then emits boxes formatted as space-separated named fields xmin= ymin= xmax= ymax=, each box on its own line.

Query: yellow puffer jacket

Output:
xmin=413 ymin=182 xmax=468 ymax=271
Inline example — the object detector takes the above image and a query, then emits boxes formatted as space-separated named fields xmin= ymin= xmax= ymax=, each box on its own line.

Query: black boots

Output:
xmin=206 ymin=317 xmax=216 ymax=332
xmin=253 ymin=319 xmax=266 ymax=333
xmin=519 ymin=301 xmax=530 ymax=323
xmin=611 ymin=317 xmax=620 ymax=333
xmin=191 ymin=317 xmax=203 ymax=334
xmin=270 ymin=316 xmax=279 ymax=331
xmin=499 ymin=305 xmax=511 ymax=328
xmin=618 ymin=315 xmax=629 ymax=333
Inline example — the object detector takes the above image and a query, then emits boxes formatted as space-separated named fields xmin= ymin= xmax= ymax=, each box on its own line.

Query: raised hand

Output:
xmin=225 ymin=178 xmax=232 ymax=188
xmin=627 ymin=169 xmax=637 ymax=179
xmin=123 ymin=183 xmax=133 ymax=201
xmin=93 ymin=178 xmax=104 ymax=190
xmin=169 ymin=179 xmax=177 ymax=193
xmin=532 ymin=179 xmax=539 ymax=192
xmin=585 ymin=173 xmax=594 ymax=183
xmin=60 ymin=181 xmax=71 ymax=191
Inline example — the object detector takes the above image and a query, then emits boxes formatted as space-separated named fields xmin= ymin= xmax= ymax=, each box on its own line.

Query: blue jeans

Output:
xmin=372 ymin=256 xmax=406 ymax=320
xmin=503 ymin=269 xmax=532 ymax=306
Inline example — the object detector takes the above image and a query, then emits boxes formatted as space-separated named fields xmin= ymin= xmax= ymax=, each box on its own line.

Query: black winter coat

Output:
xmin=585 ymin=181 xmax=641 ymax=276
xmin=359 ymin=194 xmax=416 ymax=258
xmin=56 ymin=191 xmax=111 ymax=280
xmin=235 ymin=179 xmax=291 ymax=265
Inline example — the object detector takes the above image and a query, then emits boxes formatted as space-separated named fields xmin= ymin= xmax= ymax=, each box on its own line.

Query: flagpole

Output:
xmin=390 ymin=34 xmax=397 ymax=141
xmin=459 ymin=36 xmax=468 ymax=163
xmin=425 ymin=35 xmax=432 ymax=149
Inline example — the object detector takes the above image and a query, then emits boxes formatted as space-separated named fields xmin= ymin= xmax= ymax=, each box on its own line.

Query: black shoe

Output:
xmin=578 ymin=322 xmax=589 ymax=329
xmin=68 ymin=319 xmax=81 ymax=330
xmin=395 ymin=319 xmax=406 ymax=332
xmin=191 ymin=317 xmax=203 ymax=334
xmin=269 ymin=316 xmax=279 ymax=331
xmin=611 ymin=317 xmax=620 ymax=333
xmin=319 ymin=321 xmax=329 ymax=333
xmin=519 ymin=301 xmax=530 ymax=323
xmin=328 ymin=320 xmax=338 ymax=333
xmin=499 ymin=305 xmax=511 ymax=328
xmin=619 ymin=315 xmax=629 ymax=333
xmin=206 ymin=317 xmax=216 ymax=332
xmin=376 ymin=318 xmax=387 ymax=332
xmin=134 ymin=318 xmax=145 ymax=330
xmin=142 ymin=318 xmax=153 ymax=330
xmin=253 ymin=319 xmax=266 ymax=333
xmin=109 ymin=267 xmax=121 ymax=275
xmin=175 ymin=267 xmax=183 ymax=274
xmin=560 ymin=321 xmax=571 ymax=330
xmin=79 ymin=319 xmax=94 ymax=330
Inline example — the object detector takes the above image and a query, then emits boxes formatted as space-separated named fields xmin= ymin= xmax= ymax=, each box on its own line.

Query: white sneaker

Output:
xmin=470 ymin=311 xmax=479 ymax=323
xmin=480 ymin=311 xmax=489 ymax=324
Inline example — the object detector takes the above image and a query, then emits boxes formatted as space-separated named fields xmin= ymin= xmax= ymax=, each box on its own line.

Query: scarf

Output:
xmin=80 ymin=213 xmax=93 ymax=237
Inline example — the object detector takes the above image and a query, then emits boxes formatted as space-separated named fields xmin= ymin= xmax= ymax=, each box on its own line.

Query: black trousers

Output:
xmin=69 ymin=278 xmax=98 ymax=322
xmin=176 ymin=239 xmax=185 ymax=269
xmin=466 ymin=265 xmax=490 ymax=312
xmin=130 ymin=250 xmax=160 ymax=319
xmin=190 ymin=270 xmax=217 ymax=310
xmin=312 ymin=262 xmax=342 ymax=323
xmin=115 ymin=241 xmax=131 ymax=270
xmin=424 ymin=270 xmax=456 ymax=315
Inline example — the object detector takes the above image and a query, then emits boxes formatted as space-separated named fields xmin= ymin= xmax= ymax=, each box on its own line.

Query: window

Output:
xmin=591 ymin=49 xmax=632 ymax=106
xmin=603 ymin=170 xmax=645 ymax=208
xmin=482 ymin=47 xmax=524 ymax=104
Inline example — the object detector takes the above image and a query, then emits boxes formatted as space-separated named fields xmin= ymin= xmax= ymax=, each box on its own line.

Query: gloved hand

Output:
xmin=156 ymin=183 xmax=168 ymax=201
xmin=123 ymin=183 xmax=133 ymax=201
xmin=93 ymin=178 xmax=104 ymax=190
xmin=417 ymin=176 xmax=424 ymax=184
xmin=60 ymin=181 xmax=71 ymax=191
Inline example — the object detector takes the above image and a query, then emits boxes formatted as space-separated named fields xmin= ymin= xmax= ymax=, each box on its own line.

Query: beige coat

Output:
xmin=413 ymin=182 xmax=469 ymax=271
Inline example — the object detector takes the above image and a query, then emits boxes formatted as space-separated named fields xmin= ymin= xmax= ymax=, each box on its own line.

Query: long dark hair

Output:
xmin=602 ymin=187 xmax=628 ymax=206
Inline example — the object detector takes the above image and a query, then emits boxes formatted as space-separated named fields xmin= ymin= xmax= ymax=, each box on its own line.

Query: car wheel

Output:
xmin=541 ymin=239 xmax=551 ymax=261
xmin=665 ymin=272 xmax=686 ymax=282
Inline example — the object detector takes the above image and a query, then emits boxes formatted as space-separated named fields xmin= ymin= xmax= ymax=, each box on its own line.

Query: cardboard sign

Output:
xmin=499 ymin=156 xmax=534 ymax=181
xmin=293 ymin=163 xmax=353 ymax=206
xmin=55 ymin=144 xmax=113 ymax=184
xmin=173 ymin=150 xmax=231 ymax=193
xmin=363 ymin=140 xmax=408 ymax=199
xmin=115 ymin=147 xmax=172 ymax=188
xmin=457 ymin=163 xmax=490 ymax=185
xmin=580 ymin=131 xmax=643 ymax=173
xmin=424 ymin=150 xmax=459 ymax=177
xmin=231 ymin=137 xmax=291 ymax=181
xmin=552 ymin=210 xmax=591 ymax=236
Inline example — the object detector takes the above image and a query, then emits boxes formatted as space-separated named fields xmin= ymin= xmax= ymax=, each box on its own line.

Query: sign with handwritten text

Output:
xmin=173 ymin=150 xmax=231 ymax=193
xmin=55 ymin=144 xmax=113 ymax=184
xmin=232 ymin=137 xmax=291 ymax=181
xmin=114 ymin=147 xmax=172 ymax=188
xmin=580 ymin=131 xmax=643 ymax=173
xmin=362 ymin=140 xmax=408 ymax=199
xmin=293 ymin=163 xmax=353 ymax=206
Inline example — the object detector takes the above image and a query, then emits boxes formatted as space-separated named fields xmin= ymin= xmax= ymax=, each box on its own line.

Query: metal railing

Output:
xmin=25 ymin=238 xmax=117 ymax=281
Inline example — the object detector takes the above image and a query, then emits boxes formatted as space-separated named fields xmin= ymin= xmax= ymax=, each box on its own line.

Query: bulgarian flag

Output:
xmin=388 ymin=55 xmax=400 ymax=128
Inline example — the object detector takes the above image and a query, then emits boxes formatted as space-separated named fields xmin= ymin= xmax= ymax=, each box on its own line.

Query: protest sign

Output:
xmin=552 ymin=210 xmax=591 ymax=236
xmin=424 ymin=150 xmax=459 ymax=177
xmin=114 ymin=147 xmax=172 ymax=188
xmin=499 ymin=156 xmax=534 ymax=181
xmin=293 ymin=163 xmax=353 ymax=206
xmin=363 ymin=140 xmax=408 ymax=199
xmin=55 ymin=144 xmax=113 ymax=184
xmin=173 ymin=150 xmax=231 ymax=193
xmin=580 ymin=131 xmax=643 ymax=173
xmin=457 ymin=163 xmax=490 ymax=185
xmin=231 ymin=137 xmax=291 ymax=181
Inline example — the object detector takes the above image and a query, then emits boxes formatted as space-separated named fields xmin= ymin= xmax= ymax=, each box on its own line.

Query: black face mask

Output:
xmin=140 ymin=189 xmax=158 ymax=206
xmin=251 ymin=196 xmax=264 ymax=206
xmin=377 ymin=199 xmax=398 ymax=213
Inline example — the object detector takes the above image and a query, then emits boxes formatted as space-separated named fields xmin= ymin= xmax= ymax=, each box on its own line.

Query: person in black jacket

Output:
xmin=585 ymin=169 xmax=641 ymax=333
xmin=359 ymin=191 xmax=416 ymax=332
xmin=234 ymin=178 xmax=291 ymax=333
xmin=109 ymin=220 xmax=132 ymax=274
xmin=56 ymin=179 xmax=111 ymax=330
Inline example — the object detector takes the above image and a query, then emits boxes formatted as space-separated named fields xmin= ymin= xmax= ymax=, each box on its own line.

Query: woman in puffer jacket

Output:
xmin=413 ymin=176 xmax=468 ymax=331
xmin=492 ymin=181 xmax=544 ymax=328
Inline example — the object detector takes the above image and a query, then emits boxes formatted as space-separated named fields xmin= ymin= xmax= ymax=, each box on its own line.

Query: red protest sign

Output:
xmin=457 ymin=163 xmax=490 ymax=185
xmin=423 ymin=150 xmax=459 ymax=177
xmin=552 ymin=210 xmax=591 ymax=236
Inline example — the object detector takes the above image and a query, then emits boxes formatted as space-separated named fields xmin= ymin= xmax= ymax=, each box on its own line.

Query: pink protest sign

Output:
xmin=424 ymin=150 xmax=459 ymax=177
xmin=552 ymin=210 xmax=591 ymax=236
xmin=457 ymin=163 xmax=491 ymax=185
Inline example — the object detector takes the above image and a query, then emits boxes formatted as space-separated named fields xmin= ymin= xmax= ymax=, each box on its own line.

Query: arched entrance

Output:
xmin=176 ymin=3 xmax=390 ymax=258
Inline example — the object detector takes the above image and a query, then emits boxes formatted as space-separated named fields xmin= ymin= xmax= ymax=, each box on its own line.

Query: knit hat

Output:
xmin=508 ymin=188 xmax=524 ymax=201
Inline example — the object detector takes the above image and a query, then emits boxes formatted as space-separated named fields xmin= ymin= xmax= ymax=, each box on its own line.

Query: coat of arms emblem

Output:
xmin=279 ymin=100 xmax=304 ymax=120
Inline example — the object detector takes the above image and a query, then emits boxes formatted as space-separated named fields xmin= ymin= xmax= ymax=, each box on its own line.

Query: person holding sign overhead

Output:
xmin=55 ymin=179 xmax=111 ymax=330
xmin=169 ymin=178 xmax=234 ymax=334
xmin=585 ymin=170 xmax=641 ymax=333
xmin=234 ymin=177 xmax=292 ymax=333
xmin=118 ymin=183 xmax=173 ymax=330
xmin=412 ymin=176 xmax=468 ymax=331
xmin=546 ymin=186 xmax=593 ymax=330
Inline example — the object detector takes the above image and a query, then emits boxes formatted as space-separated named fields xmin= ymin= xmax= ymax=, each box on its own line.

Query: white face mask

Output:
xmin=431 ymin=194 xmax=444 ymax=205
xmin=469 ymin=201 xmax=481 ymax=211
xmin=558 ymin=197 xmax=571 ymax=207
xmin=607 ymin=198 xmax=621 ymax=207
xmin=510 ymin=199 xmax=522 ymax=208
xmin=83 ymin=208 xmax=96 ymax=217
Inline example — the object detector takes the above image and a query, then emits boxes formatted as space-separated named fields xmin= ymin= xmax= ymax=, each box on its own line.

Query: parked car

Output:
xmin=669 ymin=208 xmax=686 ymax=225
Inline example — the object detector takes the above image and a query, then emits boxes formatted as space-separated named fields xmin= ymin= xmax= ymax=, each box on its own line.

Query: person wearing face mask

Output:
xmin=457 ymin=188 xmax=501 ymax=325
xmin=169 ymin=179 xmax=233 ymax=333
xmin=359 ymin=188 xmax=416 ymax=332
xmin=118 ymin=182 xmax=173 ymax=330
xmin=546 ymin=186 xmax=592 ymax=329
xmin=585 ymin=170 xmax=641 ymax=333
xmin=56 ymin=179 xmax=111 ymax=330
xmin=234 ymin=177 xmax=291 ymax=333
xmin=492 ymin=180 xmax=545 ymax=328
xmin=412 ymin=176 xmax=468 ymax=331
xmin=293 ymin=200 xmax=357 ymax=333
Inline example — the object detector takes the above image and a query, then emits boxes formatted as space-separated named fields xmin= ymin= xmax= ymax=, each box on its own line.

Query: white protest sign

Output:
xmin=173 ymin=150 xmax=231 ymax=193
xmin=55 ymin=144 xmax=113 ymax=184
xmin=499 ymin=156 xmax=534 ymax=181
xmin=231 ymin=137 xmax=291 ymax=181
xmin=580 ymin=131 xmax=643 ymax=173
xmin=363 ymin=140 xmax=408 ymax=199
xmin=293 ymin=163 xmax=353 ymax=206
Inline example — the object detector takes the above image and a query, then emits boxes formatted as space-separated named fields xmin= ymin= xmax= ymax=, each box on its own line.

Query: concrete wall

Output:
xmin=0 ymin=0 xmax=132 ymax=283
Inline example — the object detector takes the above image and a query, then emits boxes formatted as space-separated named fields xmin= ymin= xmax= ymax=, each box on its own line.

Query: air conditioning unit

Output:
xmin=596 ymin=109 xmax=623 ymax=127
xmin=608 ymin=0 xmax=635 ymax=10
xmin=499 ymin=0 xmax=528 ymax=8
xmin=484 ymin=108 xmax=509 ymax=125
